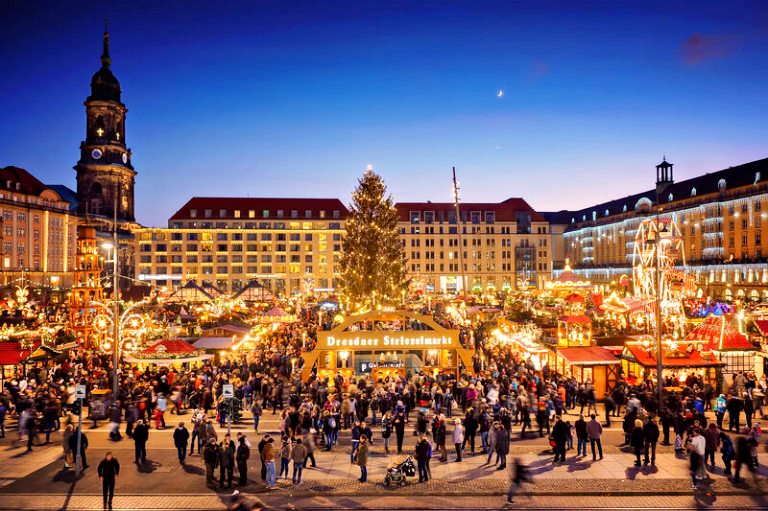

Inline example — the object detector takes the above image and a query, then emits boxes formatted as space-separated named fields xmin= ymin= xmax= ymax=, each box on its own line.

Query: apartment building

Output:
xmin=0 ymin=166 xmax=78 ymax=286
xmin=396 ymin=198 xmax=551 ymax=294
xmin=134 ymin=197 xmax=348 ymax=296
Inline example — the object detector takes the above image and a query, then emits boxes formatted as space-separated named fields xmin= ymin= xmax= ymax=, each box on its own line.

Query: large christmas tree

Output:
xmin=339 ymin=166 xmax=409 ymax=312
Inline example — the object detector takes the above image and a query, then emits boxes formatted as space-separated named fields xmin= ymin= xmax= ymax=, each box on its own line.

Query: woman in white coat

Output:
xmin=452 ymin=418 xmax=465 ymax=462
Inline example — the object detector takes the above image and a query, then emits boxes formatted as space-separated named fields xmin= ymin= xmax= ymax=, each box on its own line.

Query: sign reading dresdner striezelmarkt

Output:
xmin=323 ymin=334 xmax=456 ymax=348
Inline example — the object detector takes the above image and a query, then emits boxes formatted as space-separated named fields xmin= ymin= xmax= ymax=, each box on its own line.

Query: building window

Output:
xmin=234 ymin=210 xmax=241 ymax=218
xmin=718 ymin=178 xmax=727 ymax=191
xmin=691 ymin=188 xmax=697 ymax=197
xmin=263 ymin=210 xmax=270 ymax=218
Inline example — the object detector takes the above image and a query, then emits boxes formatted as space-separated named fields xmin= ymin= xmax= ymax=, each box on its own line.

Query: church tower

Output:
xmin=74 ymin=29 xmax=136 ymax=226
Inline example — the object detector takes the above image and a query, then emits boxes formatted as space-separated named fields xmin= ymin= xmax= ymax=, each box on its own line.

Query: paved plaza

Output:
xmin=1 ymin=409 xmax=767 ymax=510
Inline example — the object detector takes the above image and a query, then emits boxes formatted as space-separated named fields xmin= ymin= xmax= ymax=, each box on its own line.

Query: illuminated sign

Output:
xmin=318 ymin=332 xmax=459 ymax=350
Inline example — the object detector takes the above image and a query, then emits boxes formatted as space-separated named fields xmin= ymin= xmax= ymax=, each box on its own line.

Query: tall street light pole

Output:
xmin=452 ymin=167 xmax=468 ymax=299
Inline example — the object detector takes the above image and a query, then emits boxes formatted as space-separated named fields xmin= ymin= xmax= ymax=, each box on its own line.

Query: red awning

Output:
xmin=754 ymin=319 xmax=768 ymax=337
xmin=622 ymin=344 xmax=725 ymax=368
xmin=0 ymin=342 xmax=31 ymax=365
xmin=684 ymin=315 xmax=755 ymax=351
xmin=557 ymin=346 xmax=620 ymax=365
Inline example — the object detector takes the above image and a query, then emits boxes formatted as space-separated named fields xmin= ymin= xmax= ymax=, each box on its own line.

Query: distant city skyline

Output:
xmin=1 ymin=0 xmax=767 ymax=227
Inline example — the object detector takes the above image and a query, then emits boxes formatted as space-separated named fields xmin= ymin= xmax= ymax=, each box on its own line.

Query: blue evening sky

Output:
xmin=1 ymin=1 xmax=767 ymax=226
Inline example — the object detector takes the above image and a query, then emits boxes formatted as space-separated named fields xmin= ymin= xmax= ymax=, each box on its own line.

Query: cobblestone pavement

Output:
xmin=2 ymin=409 xmax=768 ymax=510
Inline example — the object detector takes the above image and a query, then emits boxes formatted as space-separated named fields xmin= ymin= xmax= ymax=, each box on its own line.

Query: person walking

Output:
xmin=203 ymin=438 xmax=219 ymax=487
xmin=587 ymin=414 xmax=603 ymax=461
xmin=495 ymin=423 xmax=510 ymax=470
xmin=643 ymin=416 xmax=660 ymax=466
xmin=688 ymin=428 xmax=706 ymax=490
xmin=452 ymin=418 xmax=465 ymax=462
xmin=97 ymin=452 xmax=120 ymax=510
xmin=355 ymin=435 xmax=369 ymax=482
xmin=720 ymin=432 xmax=734 ymax=476
xmin=291 ymin=437 xmax=307 ymax=484
xmin=302 ymin=432 xmax=317 ymax=468
xmin=133 ymin=420 xmax=149 ymax=465
xmin=575 ymin=414 xmax=588 ymax=458
xmin=236 ymin=435 xmax=250 ymax=486
xmin=251 ymin=401 xmax=262 ymax=433
xmin=173 ymin=421 xmax=190 ymax=464
xmin=69 ymin=426 xmax=89 ymax=469
xmin=702 ymin=422 xmax=719 ymax=468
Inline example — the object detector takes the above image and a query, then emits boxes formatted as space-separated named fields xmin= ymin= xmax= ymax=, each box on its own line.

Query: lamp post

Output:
xmin=451 ymin=167 xmax=468 ymax=299
xmin=101 ymin=241 xmax=120 ymax=398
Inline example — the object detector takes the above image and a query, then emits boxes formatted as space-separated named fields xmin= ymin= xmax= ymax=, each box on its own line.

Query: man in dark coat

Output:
xmin=69 ymin=427 xmax=89 ymax=469
xmin=551 ymin=416 xmax=569 ymax=464
xmin=235 ymin=435 xmax=250 ymax=486
xmin=173 ymin=421 xmax=190 ymax=464
xmin=218 ymin=435 xmax=236 ymax=489
xmin=97 ymin=451 xmax=120 ymax=510
xmin=133 ymin=420 xmax=149 ymax=464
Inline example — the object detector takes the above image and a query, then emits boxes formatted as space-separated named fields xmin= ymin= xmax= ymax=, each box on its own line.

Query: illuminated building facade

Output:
xmin=547 ymin=158 xmax=768 ymax=300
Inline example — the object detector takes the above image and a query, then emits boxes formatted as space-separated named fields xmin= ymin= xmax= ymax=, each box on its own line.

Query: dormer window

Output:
xmin=604 ymin=209 xmax=609 ymax=217
xmin=668 ymin=193 xmax=673 ymax=202
xmin=718 ymin=178 xmax=727 ymax=191
xmin=756 ymin=172 xmax=762 ymax=185
xmin=691 ymin=187 xmax=697 ymax=197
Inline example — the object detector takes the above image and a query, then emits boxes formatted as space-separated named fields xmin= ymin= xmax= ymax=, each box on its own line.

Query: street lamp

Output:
xmin=100 ymin=241 xmax=122 ymax=398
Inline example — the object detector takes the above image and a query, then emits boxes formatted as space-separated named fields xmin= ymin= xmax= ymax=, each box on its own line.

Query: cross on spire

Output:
xmin=101 ymin=19 xmax=111 ymax=69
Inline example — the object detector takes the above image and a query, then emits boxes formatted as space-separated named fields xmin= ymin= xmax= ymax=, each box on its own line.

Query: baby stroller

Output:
xmin=384 ymin=455 xmax=416 ymax=487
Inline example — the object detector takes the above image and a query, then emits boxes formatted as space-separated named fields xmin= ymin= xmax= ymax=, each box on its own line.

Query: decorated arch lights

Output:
xmin=91 ymin=300 xmax=149 ymax=357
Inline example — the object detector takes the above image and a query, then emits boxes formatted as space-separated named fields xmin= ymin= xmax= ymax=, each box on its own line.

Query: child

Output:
xmin=565 ymin=421 xmax=574 ymax=450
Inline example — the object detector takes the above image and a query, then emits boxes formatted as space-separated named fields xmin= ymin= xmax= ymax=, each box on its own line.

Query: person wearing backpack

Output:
xmin=381 ymin=411 xmax=393 ymax=453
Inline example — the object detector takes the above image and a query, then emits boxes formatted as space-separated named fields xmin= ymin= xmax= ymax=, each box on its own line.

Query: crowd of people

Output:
xmin=0 ymin=309 xmax=767 ymax=506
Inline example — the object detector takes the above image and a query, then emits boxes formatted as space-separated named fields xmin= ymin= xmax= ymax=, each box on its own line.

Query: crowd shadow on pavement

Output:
xmin=624 ymin=464 xmax=659 ymax=480
xmin=182 ymin=463 xmax=205 ymax=475
xmin=137 ymin=460 xmax=161 ymax=473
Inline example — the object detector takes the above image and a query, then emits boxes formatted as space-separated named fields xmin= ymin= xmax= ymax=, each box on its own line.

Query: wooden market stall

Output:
xmin=683 ymin=314 xmax=758 ymax=381
xmin=302 ymin=309 xmax=474 ymax=383
xmin=621 ymin=339 xmax=725 ymax=388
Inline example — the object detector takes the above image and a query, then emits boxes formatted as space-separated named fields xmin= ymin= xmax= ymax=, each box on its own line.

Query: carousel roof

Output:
xmin=557 ymin=346 xmax=620 ymax=365
xmin=142 ymin=338 xmax=198 ymax=355
xmin=564 ymin=293 xmax=585 ymax=303
xmin=622 ymin=343 xmax=725 ymax=368
xmin=165 ymin=281 xmax=213 ymax=303
xmin=683 ymin=315 xmax=756 ymax=351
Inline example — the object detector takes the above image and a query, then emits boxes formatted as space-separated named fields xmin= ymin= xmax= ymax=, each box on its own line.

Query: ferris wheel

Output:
xmin=632 ymin=217 xmax=686 ymax=303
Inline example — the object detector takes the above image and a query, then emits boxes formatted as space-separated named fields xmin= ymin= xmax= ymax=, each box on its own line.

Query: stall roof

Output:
xmin=0 ymin=341 xmax=33 ymax=365
xmin=193 ymin=337 xmax=234 ymax=350
xmin=558 ymin=315 xmax=592 ymax=324
xmin=684 ymin=315 xmax=756 ymax=351
xmin=557 ymin=346 xmax=619 ymax=365
xmin=622 ymin=344 xmax=725 ymax=368
xmin=143 ymin=338 xmax=198 ymax=354
xmin=754 ymin=319 xmax=768 ymax=337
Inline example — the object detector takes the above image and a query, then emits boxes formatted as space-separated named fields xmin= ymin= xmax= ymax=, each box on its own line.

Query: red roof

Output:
xmin=395 ymin=197 xmax=546 ymax=222
xmin=169 ymin=197 xmax=349 ymax=222
xmin=0 ymin=166 xmax=48 ymax=196
xmin=564 ymin=293 xmax=585 ymax=303
xmin=557 ymin=346 xmax=619 ymax=365
xmin=623 ymin=344 xmax=725 ymax=368
xmin=684 ymin=315 xmax=755 ymax=351
xmin=0 ymin=341 xmax=32 ymax=365
xmin=558 ymin=315 xmax=592 ymax=324
xmin=142 ymin=339 xmax=197 ymax=355
xmin=754 ymin=320 xmax=768 ymax=337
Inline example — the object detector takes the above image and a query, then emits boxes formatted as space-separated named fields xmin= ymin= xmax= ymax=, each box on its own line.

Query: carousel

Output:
xmin=124 ymin=338 xmax=212 ymax=367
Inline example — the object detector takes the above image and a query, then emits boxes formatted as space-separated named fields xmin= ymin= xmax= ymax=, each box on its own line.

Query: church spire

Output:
xmin=101 ymin=20 xmax=111 ymax=69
